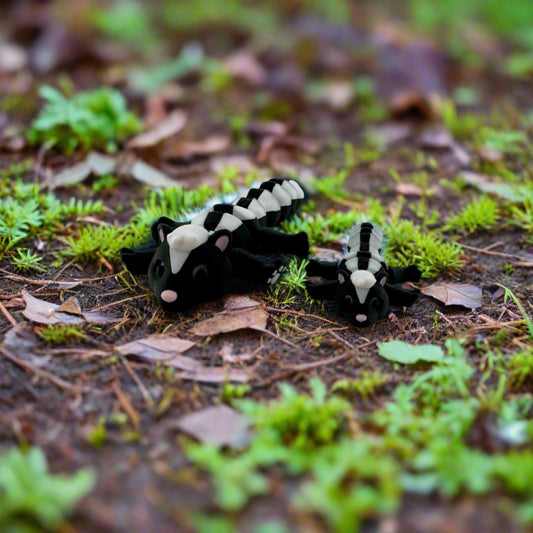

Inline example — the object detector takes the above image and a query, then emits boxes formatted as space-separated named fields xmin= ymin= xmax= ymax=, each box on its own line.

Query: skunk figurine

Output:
xmin=121 ymin=178 xmax=309 ymax=312
xmin=306 ymin=222 xmax=421 ymax=327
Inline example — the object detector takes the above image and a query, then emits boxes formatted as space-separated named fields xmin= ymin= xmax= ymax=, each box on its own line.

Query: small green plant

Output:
xmin=510 ymin=198 xmax=533 ymax=243
xmin=497 ymin=284 xmax=533 ymax=340
xmin=28 ymin=85 xmax=142 ymax=153
xmin=270 ymin=258 xmax=309 ymax=305
xmin=283 ymin=203 xmax=384 ymax=246
xmin=65 ymin=224 xmax=140 ymax=263
xmin=39 ymin=325 xmax=87 ymax=344
xmin=0 ymin=447 xmax=94 ymax=532
xmin=0 ymin=198 xmax=43 ymax=256
xmin=11 ymin=249 xmax=45 ymax=272
xmin=385 ymin=219 xmax=464 ymax=277
xmin=332 ymin=371 xmax=389 ymax=399
xmin=311 ymin=170 xmax=350 ymax=202
xmin=221 ymin=383 xmax=252 ymax=402
xmin=445 ymin=196 xmax=500 ymax=233
xmin=507 ymin=347 xmax=533 ymax=389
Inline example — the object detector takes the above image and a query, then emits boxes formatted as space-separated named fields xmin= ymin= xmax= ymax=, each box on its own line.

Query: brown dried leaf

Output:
xmin=422 ymin=282 xmax=482 ymax=309
xmin=162 ymin=134 xmax=231 ymax=159
xmin=48 ymin=152 xmax=117 ymax=188
xmin=224 ymin=50 xmax=267 ymax=86
xmin=129 ymin=160 xmax=181 ymax=188
xmin=127 ymin=110 xmax=187 ymax=149
xmin=0 ymin=42 xmax=28 ymax=73
xmin=223 ymin=295 xmax=261 ymax=312
xmin=190 ymin=305 xmax=267 ymax=336
xmin=420 ymin=128 xmax=454 ymax=149
xmin=116 ymin=334 xmax=195 ymax=363
xmin=209 ymin=155 xmax=256 ymax=175
xmin=367 ymin=123 xmax=413 ymax=148
xmin=178 ymin=366 xmax=251 ymax=383
xmin=175 ymin=405 xmax=250 ymax=448
xmin=22 ymin=290 xmax=121 ymax=325
xmin=57 ymin=297 xmax=84 ymax=316
xmin=394 ymin=183 xmax=423 ymax=196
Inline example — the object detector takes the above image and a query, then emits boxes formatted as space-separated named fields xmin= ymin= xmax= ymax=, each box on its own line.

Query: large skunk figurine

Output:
xmin=306 ymin=222 xmax=421 ymax=327
xmin=121 ymin=178 xmax=309 ymax=311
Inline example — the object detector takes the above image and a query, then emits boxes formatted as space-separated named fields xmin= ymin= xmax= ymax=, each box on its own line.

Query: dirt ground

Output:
xmin=0 ymin=1 xmax=532 ymax=532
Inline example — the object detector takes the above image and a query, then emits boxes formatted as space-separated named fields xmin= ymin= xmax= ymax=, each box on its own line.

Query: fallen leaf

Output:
xmin=477 ymin=146 xmax=502 ymax=163
xmin=175 ymin=405 xmax=250 ymax=448
xmin=49 ymin=160 xmax=92 ymax=188
xmin=190 ymin=305 xmax=267 ymax=336
xmin=420 ymin=128 xmax=454 ymax=149
xmin=378 ymin=340 xmax=444 ymax=364
xmin=22 ymin=290 xmax=121 ymax=325
xmin=394 ymin=183 xmax=423 ymax=196
xmin=86 ymin=152 xmax=117 ymax=175
xmin=129 ymin=160 xmax=181 ymax=188
xmin=224 ymin=50 xmax=267 ymax=86
xmin=116 ymin=334 xmax=195 ymax=362
xmin=127 ymin=110 xmax=187 ymax=149
xmin=178 ymin=366 xmax=251 ymax=383
xmin=57 ymin=297 xmax=84 ymax=316
xmin=247 ymin=121 xmax=288 ymax=138
xmin=209 ymin=155 xmax=256 ymax=175
xmin=257 ymin=134 xmax=320 ymax=164
xmin=0 ymin=42 xmax=28 ymax=73
xmin=422 ymin=282 xmax=482 ymax=309
xmin=162 ymin=134 xmax=230 ymax=159
xmin=48 ymin=152 xmax=117 ymax=188
xmin=310 ymin=80 xmax=355 ymax=111
xmin=367 ymin=123 xmax=413 ymax=148
xmin=223 ymin=295 xmax=261 ymax=312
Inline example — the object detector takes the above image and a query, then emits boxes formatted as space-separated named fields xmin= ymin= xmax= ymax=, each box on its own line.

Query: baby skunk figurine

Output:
xmin=121 ymin=178 xmax=309 ymax=312
xmin=306 ymin=222 xmax=421 ymax=327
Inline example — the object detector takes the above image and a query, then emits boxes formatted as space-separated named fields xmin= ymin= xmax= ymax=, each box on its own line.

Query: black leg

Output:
xmin=386 ymin=285 xmax=420 ymax=307
xmin=306 ymin=280 xmax=338 ymax=300
xmin=120 ymin=241 xmax=159 ymax=275
xmin=229 ymin=248 xmax=287 ymax=285
xmin=255 ymin=227 xmax=309 ymax=258
xmin=306 ymin=259 xmax=338 ymax=279
xmin=388 ymin=265 xmax=422 ymax=284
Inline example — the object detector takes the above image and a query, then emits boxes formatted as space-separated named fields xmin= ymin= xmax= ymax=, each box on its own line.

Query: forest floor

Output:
xmin=0 ymin=1 xmax=532 ymax=532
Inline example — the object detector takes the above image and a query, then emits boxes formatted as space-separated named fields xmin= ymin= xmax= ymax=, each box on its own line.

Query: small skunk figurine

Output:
xmin=121 ymin=178 xmax=309 ymax=312
xmin=306 ymin=222 xmax=421 ymax=327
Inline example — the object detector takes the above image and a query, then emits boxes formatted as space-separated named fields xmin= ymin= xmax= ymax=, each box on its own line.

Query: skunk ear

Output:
xmin=151 ymin=217 xmax=178 ymax=244
xmin=210 ymin=229 xmax=231 ymax=252
xmin=337 ymin=270 xmax=349 ymax=284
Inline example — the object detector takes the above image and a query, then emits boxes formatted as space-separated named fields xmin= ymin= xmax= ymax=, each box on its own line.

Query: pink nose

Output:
xmin=161 ymin=290 xmax=178 ymax=303
xmin=356 ymin=314 xmax=367 ymax=322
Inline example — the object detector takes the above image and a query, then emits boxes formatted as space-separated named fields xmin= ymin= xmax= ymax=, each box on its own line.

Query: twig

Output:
xmin=112 ymin=381 xmax=141 ymax=430
xmin=0 ymin=347 xmax=86 ymax=393
xmin=461 ymin=243 xmax=532 ymax=263
xmin=121 ymin=357 xmax=154 ymax=408
xmin=264 ymin=306 xmax=342 ymax=326
xmin=256 ymin=339 xmax=378 ymax=386
xmin=91 ymin=294 xmax=146 ymax=310
xmin=0 ymin=301 xmax=17 ymax=326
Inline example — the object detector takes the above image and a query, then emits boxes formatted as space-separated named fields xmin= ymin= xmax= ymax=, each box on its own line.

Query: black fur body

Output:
xmin=121 ymin=178 xmax=309 ymax=312
xmin=306 ymin=222 xmax=421 ymax=327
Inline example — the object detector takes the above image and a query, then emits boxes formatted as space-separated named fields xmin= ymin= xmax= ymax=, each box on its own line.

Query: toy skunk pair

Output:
xmin=121 ymin=178 xmax=421 ymax=326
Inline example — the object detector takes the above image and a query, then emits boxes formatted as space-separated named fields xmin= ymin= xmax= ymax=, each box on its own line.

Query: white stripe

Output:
xmin=270 ymin=184 xmax=291 ymax=206
xmin=257 ymin=190 xmax=280 ymax=213
xmin=167 ymin=225 xmax=209 ymax=274
xmin=216 ymin=213 xmax=243 ymax=232
xmin=281 ymin=180 xmax=299 ymax=201
xmin=230 ymin=205 xmax=257 ymax=220
xmin=289 ymin=180 xmax=305 ymax=199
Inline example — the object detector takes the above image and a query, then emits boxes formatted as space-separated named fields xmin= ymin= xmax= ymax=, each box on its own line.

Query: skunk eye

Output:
xmin=154 ymin=259 xmax=165 ymax=277
xmin=370 ymin=297 xmax=381 ymax=309
xmin=343 ymin=295 xmax=353 ymax=306
xmin=193 ymin=264 xmax=208 ymax=280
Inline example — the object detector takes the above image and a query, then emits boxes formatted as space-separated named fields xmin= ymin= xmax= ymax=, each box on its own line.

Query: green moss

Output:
xmin=445 ymin=196 xmax=500 ymax=233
